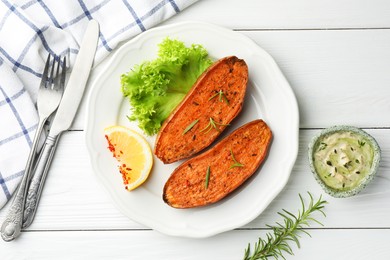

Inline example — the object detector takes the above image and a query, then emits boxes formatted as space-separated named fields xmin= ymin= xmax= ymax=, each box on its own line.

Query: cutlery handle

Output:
xmin=22 ymin=134 xmax=60 ymax=228
xmin=0 ymin=119 xmax=46 ymax=242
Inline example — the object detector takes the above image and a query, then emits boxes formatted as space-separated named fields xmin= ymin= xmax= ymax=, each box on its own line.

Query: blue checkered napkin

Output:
xmin=0 ymin=59 xmax=38 ymax=208
xmin=0 ymin=0 xmax=198 ymax=209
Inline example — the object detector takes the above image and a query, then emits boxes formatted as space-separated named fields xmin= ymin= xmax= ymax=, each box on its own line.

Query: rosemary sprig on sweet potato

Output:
xmin=199 ymin=117 xmax=230 ymax=134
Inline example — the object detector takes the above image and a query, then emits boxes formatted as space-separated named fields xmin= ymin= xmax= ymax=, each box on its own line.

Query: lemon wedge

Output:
xmin=104 ymin=126 xmax=153 ymax=191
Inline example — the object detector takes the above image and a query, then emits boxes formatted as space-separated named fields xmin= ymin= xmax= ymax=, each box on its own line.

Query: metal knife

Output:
xmin=0 ymin=20 xmax=99 ymax=241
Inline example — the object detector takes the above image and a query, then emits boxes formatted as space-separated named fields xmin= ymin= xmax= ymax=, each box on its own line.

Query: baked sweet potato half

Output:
xmin=154 ymin=56 xmax=248 ymax=164
xmin=163 ymin=119 xmax=272 ymax=209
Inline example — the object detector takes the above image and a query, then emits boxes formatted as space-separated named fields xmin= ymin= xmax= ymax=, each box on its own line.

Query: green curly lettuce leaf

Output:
xmin=121 ymin=38 xmax=213 ymax=136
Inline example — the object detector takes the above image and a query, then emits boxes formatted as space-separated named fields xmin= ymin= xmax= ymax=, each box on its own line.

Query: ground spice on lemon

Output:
xmin=105 ymin=135 xmax=115 ymax=154
xmin=104 ymin=126 xmax=153 ymax=191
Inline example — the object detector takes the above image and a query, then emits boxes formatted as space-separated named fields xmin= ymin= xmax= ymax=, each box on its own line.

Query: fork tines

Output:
xmin=41 ymin=54 xmax=66 ymax=91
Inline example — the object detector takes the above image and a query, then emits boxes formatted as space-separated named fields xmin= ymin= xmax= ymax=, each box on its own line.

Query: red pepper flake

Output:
xmin=118 ymin=164 xmax=133 ymax=187
xmin=105 ymin=135 xmax=116 ymax=154
xmin=119 ymin=166 xmax=127 ymax=182
xmin=106 ymin=134 xmax=133 ymax=190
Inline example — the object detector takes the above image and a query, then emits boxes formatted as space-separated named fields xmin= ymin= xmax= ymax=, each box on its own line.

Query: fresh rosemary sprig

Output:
xmin=209 ymin=90 xmax=229 ymax=105
xmin=243 ymin=192 xmax=327 ymax=260
xmin=205 ymin=166 xmax=211 ymax=189
xmin=199 ymin=117 xmax=230 ymax=134
xmin=182 ymin=119 xmax=199 ymax=135
xmin=230 ymin=149 xmax=244 ymax=169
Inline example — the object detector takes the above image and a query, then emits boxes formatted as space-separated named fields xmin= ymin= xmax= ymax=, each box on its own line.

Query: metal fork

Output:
xmin=1 ymin=54 xmax=66 ymax=242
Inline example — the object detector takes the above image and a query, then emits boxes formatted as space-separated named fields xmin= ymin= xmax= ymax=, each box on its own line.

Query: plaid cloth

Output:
xmin=0 ymin=0 xmax=198 ymax=209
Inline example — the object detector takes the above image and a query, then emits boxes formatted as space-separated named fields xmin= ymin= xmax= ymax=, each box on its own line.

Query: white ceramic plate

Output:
xmin=85 ymin=21 xmax=299 ymax=238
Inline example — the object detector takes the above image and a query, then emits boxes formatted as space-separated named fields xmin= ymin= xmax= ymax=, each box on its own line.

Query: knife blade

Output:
xmin=49 ymin=20 xmax=99 ymax=137
xmin=21 ymin=20 xmax=100 ymax=229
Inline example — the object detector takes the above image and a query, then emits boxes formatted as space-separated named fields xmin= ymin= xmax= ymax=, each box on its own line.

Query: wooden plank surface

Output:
xmin=168 ymin=0 xmax=390 ymax=29
xmin=1 ymin=229 xmax=390 ymax=259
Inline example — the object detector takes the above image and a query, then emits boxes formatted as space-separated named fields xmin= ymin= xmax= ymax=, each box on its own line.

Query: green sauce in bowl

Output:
xmin=308 ymin=126 xmax=380 ymax=198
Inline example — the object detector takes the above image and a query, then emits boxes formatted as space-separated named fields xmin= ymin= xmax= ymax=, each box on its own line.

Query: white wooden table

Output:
xmin=2 ymin=1 xmax=390 ymax=259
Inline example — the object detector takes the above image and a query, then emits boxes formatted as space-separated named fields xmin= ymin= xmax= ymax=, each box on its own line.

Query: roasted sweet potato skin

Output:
xmin=163 ymin=119 xmax=272 ymax=209
xmin=154 ymin=56 xmax=248 ymax=164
